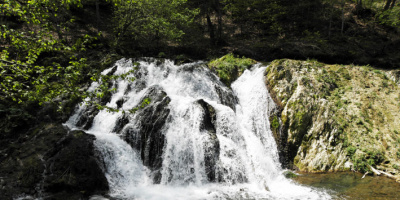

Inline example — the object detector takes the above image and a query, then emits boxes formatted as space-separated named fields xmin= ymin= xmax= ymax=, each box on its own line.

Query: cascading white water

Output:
xmin=65 ymin=58 xmax=330 ymax=200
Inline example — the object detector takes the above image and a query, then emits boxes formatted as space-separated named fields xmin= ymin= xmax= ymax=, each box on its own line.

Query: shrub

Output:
xmin=346 ymin=146 xmax=357 ymax=157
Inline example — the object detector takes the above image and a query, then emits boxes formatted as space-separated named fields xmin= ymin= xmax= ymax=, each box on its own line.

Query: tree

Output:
xmin=113 ymin=0 xmax=198 ymax=50
xmin=0 ymin=0 xmax=96 ymax=106
xmin=384 ymin=0 xmax=397 ymax=10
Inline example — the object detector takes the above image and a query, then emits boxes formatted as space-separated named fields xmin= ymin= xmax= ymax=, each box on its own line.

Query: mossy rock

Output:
xmin=283 ymin=171 xmax=298 ymax=179
xmin=208 ymin=53 xmax=256 ymax=86
xmin=265 ymin=58 xmax=400 ymax=175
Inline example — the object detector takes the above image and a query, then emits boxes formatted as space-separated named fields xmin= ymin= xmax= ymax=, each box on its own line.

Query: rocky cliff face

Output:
xmin=264 ymin=59 xmax=400 ymax=182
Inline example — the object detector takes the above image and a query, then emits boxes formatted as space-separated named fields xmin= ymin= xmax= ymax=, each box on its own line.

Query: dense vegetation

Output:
xmin=1 ymin=0 xmax=399 ymax=139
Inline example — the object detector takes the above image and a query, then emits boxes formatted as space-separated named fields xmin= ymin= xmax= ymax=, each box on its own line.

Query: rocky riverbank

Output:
xmin=264 ymin=59 xmax=400 ymax=182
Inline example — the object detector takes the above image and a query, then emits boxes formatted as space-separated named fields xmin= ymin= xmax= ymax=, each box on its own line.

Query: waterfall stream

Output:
xmin=65 ymin=58 xmax=330 ymax=200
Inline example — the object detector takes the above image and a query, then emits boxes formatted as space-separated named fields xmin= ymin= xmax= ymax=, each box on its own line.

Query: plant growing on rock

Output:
xmin=208 ymin=53 xmax=256 ymax=86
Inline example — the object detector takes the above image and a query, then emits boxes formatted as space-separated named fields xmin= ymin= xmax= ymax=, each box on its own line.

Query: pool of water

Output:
xmin=293 ymin=172 xmax=400 ymax=200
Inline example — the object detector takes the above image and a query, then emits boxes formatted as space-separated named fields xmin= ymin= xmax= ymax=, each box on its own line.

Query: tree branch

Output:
xmin=0 ymin=59 xmax=28 ymax=67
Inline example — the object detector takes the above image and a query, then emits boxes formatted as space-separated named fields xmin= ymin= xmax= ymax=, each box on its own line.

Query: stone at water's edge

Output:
xmin=0 ymin=123 xmax=108 ymax=200
xmin=43 ymin=129 xmax=109 ymax=198
xmin=265 ymin=59 xmax=400 ymax=181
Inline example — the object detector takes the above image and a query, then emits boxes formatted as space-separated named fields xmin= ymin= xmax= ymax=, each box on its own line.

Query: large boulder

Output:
xmin=0 ymin=124 xmax=108 ymax=200
xmin=43 ymin=130 xmax=109 ymax=199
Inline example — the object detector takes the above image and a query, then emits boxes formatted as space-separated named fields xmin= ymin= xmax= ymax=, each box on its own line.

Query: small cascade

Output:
xmin=65 ymin=58 xmax=330 ymax=199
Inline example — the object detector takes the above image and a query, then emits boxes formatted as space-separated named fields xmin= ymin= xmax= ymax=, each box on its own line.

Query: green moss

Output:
xmin=129 ymin=97 xmax=151 ymax=113
xmin=283 ymin=171 xmax=298 ymax=179
xmin=397 ymin=149 xmax=400 ymax=159
xmin=337 ymin=67 xmax=351 ymax=80
xmin=208 ymin=54 xmax=256 ymax=86
xmin=346 ymin=146 xmax=357 ymax=157
xmin=73 ymin=131 xmax=84 ymax=138
xmin=294 ymin=155 xmax=305 ymax=170
xmin=271 ymin=115 xmax=280 ymax=129
xmin=291 ymin=109 xmax=310 ymax=134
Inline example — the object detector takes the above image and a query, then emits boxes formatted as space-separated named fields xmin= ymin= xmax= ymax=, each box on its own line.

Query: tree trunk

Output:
xmin=206 ymin=14 xmax=215 ymax=45
xmin=217 ymin=8 xmax=222 ymax=43
xmin=214 ymin=0 xmax=222 ymax=44
xmin=328 ymin=0 xmax=334 ymax=39
xmin=384 ymin=0 xmax=396 ymax=10
xmin=390 ymin=0 xmax=397 ymax=9
xmin=384 ymin=0 xmax=392 ymax=10
xmin=341 ymin=0 xmax=345 ymax=35
xmin=96 ymin=0 xmax=100 ymax=29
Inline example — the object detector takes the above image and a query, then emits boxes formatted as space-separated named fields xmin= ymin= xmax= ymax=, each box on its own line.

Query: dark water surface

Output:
xmin=293 ymin=172 xmax=400 ymax=200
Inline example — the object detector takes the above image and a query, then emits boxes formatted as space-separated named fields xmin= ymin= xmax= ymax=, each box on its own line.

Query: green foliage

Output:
xmin=208 ymin=53 xmax=256 ymax=86
xmin=129 ymin=98 xmax=151 ymax=113
xmin=0 ymin=102 xmax=33 ymax=135
xmin=347 ymin=146 xmax=385 ymax=173
xmin=373 ymin=69 xmax=383 ymax=75
xmin=346 ymin=146 xmax=357 ymax=157
xmin=366 ymin=150 xmax=385 ymax=167
xmin=290 ymin=104 xmax=310 ymax=135
xmin=353 ymin=157 xmax=369 ymax=173
xmin=223 ymin=0 xmax=285 ymax=35
xmin=0 ymin=0 xmax=101 ymax=108
xmin=397 ymin=149 xmax=400 ymax=159
xmin=113 ymin=0 xmax=199 ymax=48
xmin=271 ymin=115 xmax=280 ymax=129
xmin=377 ymin=6 xmax=400 ymax=27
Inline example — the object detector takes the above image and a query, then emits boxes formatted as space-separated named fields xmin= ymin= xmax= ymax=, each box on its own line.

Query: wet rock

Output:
xmin=197 ymin=99 xmax=217 ymax=133
xmin=106 ymin=66 xmax=118 ymax=76
xmin=44 ymin=130 xmax=109 ymax=198
xmin=214 ymin=85 xmax=238 ymax=111
xmin=75 ymin=106 xmax=99 ymax=130
xmin=112 ymin=114 xmax=129 ymax=133
xmin=0 ymin=124 xmax=108 ymax=200
xmin=196 ymin=99 xmax=220 ymax=182
xmin=124 ymin=86 xmax=171 ymax=183
xmin=116 ymin=99 xmax=124 ymax=109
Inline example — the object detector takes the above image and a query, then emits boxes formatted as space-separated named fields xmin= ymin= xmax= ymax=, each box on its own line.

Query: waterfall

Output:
xmin=65 ymin=58 xmax=330 ymax=200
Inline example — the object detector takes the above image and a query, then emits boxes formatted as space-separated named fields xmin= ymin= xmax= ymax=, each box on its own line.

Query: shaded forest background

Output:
xmin=1 ymin=0 xmax=400 ymax=137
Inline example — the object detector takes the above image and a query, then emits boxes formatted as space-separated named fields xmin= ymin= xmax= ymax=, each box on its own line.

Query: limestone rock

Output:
xmin=265 ymin=59 xmax=400 ymax=177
